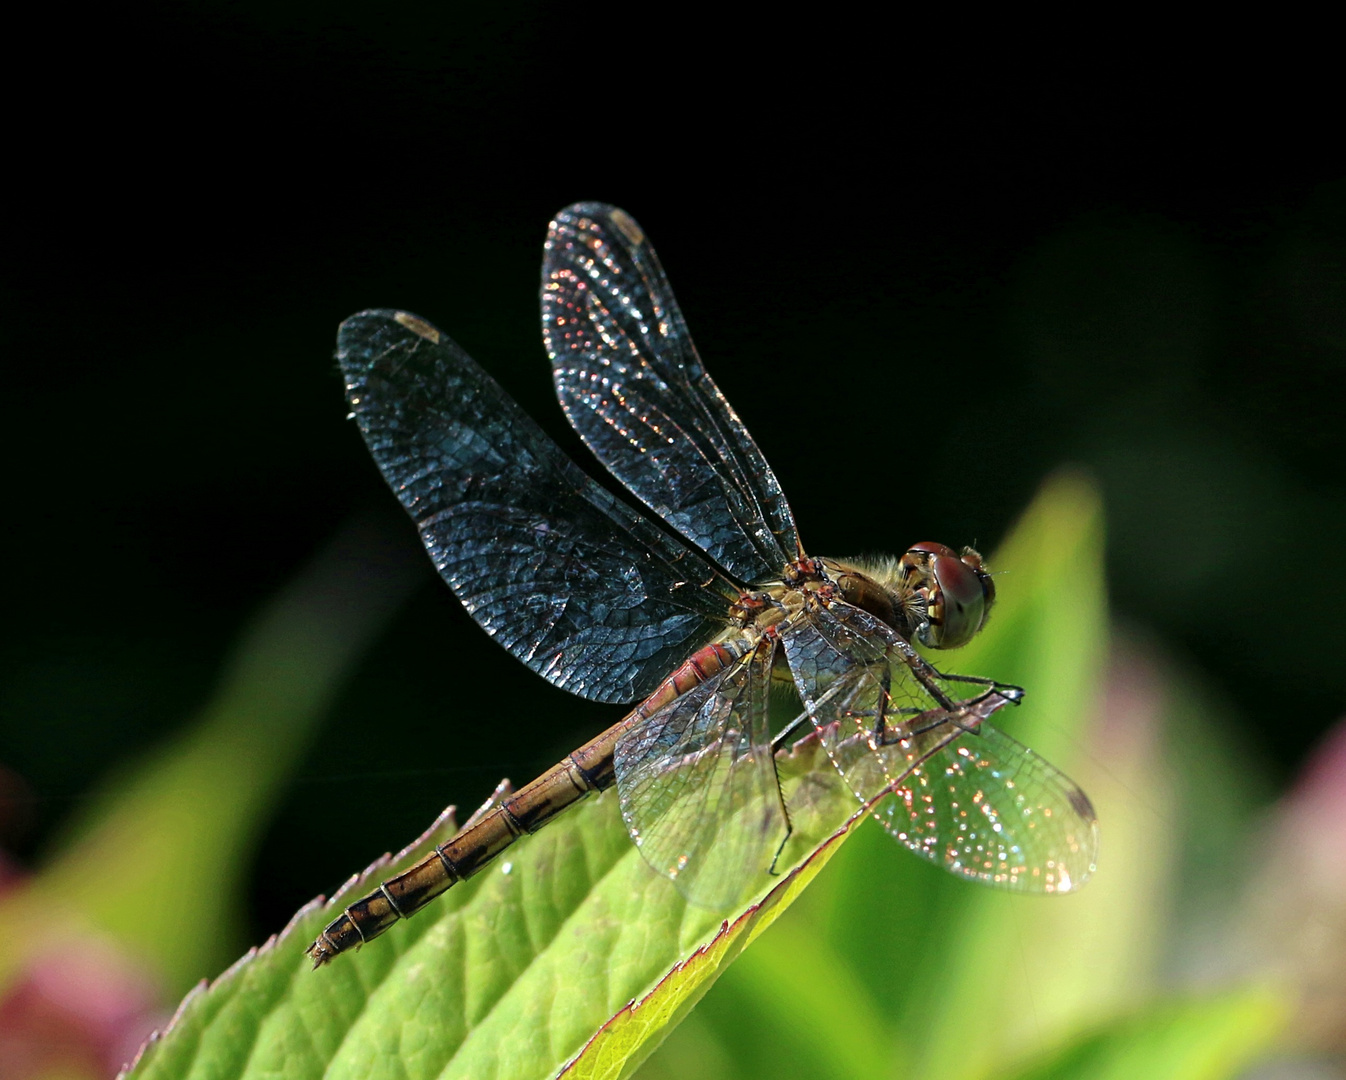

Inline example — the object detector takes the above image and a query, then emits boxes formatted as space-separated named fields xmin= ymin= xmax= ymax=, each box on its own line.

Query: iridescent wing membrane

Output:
xmin=614 ymin=637 xmax=788 ymax=908
xmin=337 ymin=309 xmax=740 ymax=704
xmin=543 ymin=203 xmax=798 ymax=585
xmin=783 ymin=600 xmax=1099 ymax=891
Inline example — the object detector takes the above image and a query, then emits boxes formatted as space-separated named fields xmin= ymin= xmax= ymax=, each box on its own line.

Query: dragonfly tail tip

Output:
xmin=306 ymin=938 xmax=335 ymax=970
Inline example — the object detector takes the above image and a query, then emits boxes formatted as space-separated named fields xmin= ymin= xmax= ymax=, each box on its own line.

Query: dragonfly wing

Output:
xmin=339 ymin=309 xmax=740 ymax=704
xmin=877 ymin=721 xmax=1099 ymax=892
xmin=781 ymin=601 xmax=934 ymax=809
xmin=782 ymin=602 xmax=1098 ymax=892
xmin=543 ymin=203 xmax=799 ymax=585
xmin=615 ymin=638 xmax=787 ymax=908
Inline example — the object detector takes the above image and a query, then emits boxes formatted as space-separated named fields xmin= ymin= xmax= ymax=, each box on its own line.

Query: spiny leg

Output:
xmin=887 ymin=635 xmax=1022 ymax=710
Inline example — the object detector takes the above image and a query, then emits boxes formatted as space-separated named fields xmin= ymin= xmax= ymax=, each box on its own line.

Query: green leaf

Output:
xmin=1000 ymin=989 xmax=1287 ymax=1080
xmin=121 ymin=709 xmax=887 ymax=1080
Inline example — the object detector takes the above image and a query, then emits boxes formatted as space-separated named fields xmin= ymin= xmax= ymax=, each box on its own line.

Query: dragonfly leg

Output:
xmin=886 ymin=636 xmax=961 ymax=710
xmin=872 ymin=665 xmax=893 ymax=742
xmin=928 ymin=668 xmax=1025 ymax=705
xmin=870 ymin=702 xmax=982 ymax=751
xmin=887 ymin=636 xmax=1024 ymax=709
xmin=766 ymin=810 xmax=795 ymax=877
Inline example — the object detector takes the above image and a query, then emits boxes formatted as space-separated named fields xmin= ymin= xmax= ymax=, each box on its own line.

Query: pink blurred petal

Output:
xmin=0 ymin=930 xmax=167 ymax=1079
xmin=1240 ymin=715 xmax=1346 ymax=1052
xmin=1282 ymin=718 xmax=1346 ymax=874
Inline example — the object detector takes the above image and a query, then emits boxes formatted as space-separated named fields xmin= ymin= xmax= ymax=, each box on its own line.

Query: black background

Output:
xmin=3 ymin=4 xmax=1342 ymax=946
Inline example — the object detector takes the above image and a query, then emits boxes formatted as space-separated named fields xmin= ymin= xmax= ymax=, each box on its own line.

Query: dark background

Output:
xmin=3 ymin=4 xmax=1342 ymax=947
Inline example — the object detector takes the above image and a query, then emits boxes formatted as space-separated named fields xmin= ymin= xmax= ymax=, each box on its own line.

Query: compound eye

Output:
xmin=907 ymin=541 xmax=958 ymax=558
xmin=921 ymin=554 xmax=988 ymax=649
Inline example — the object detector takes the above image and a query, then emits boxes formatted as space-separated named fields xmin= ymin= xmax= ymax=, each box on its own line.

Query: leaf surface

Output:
xmin=123 ymin=709 xmax=888 ymax=1080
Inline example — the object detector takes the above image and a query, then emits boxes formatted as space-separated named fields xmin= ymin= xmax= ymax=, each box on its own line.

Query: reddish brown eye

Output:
xmin=907 ymin=541 xmax=958 ymax=558
xmin=900 ymin=543 xmax=995 ymax=648
xmin=921 ymin=554 xmax=988 ymax=649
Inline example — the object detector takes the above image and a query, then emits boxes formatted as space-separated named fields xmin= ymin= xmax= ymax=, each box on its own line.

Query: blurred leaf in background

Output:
xmin=0 ymin=518 xmax=424 ymax=1078
xmin=6 ymin=472 xmax=1341 ymax=1079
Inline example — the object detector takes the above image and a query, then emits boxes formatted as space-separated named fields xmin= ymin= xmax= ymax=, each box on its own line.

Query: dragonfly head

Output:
xmin=821 ymin=547 xmax=995 ymax=649
xmin=901 ymin=543 xmax=995 ymax=649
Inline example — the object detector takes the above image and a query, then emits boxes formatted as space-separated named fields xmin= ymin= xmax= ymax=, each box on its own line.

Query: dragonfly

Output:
xmin=307 ymin=203 xmax=1098 ymax=967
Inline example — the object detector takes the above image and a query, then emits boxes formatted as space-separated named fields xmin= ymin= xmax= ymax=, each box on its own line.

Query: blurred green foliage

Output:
xmin=0 ymin=521 xmax=421 ymax=998
xmin=2 ymin=473 xmax=1309 ymax=1079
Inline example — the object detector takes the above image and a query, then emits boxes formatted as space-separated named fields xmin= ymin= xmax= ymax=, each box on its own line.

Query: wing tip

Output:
xmin=391 ymin=311 xmax=441 ymax=343
xmin=550 ymin=202 xmax=644 ymax=248
xmin=337 ymin=309 xmax=443 ymax=358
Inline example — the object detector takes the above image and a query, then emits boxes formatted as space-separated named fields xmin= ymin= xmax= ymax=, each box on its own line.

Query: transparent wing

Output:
xmin=542 ymin=203 xmax=799 ymax=585
xmin=874 ymin=719 xmax=1099 ymax=891
xmin=615 ymin=638 xmax=787 ymax=908
xmin=781 ymin=602 xmax=1099 ymax=892
xmin=338 ymin=309 xmax=740 ymax=704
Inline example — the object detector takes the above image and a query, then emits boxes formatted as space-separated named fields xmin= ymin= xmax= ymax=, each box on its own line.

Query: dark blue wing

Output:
xmin=338 ymin=309 xmax=741 ymax=704
xmin=542 ymin=203 xmax=799 ymax=585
